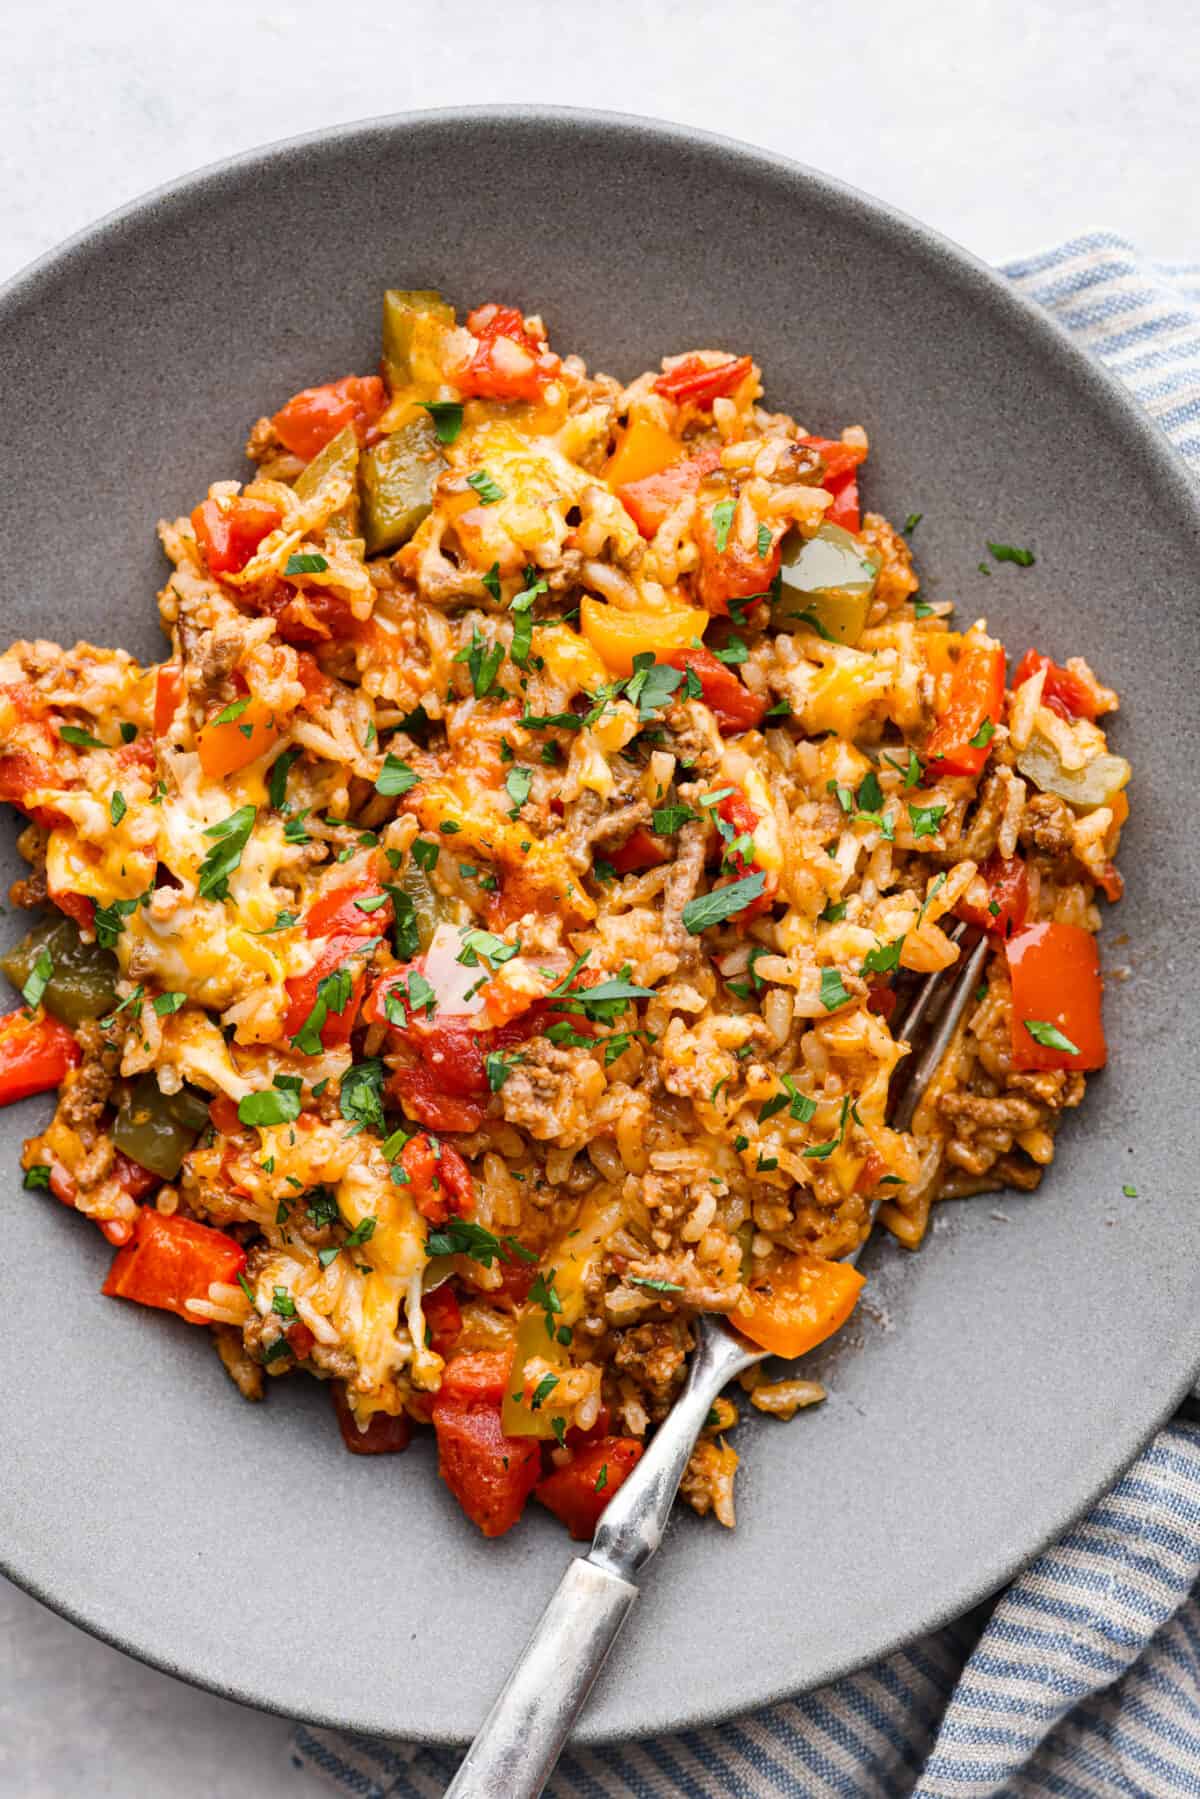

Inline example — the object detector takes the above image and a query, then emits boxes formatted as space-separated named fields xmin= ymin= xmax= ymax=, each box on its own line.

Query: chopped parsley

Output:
xmin=861 ymin=938 xmax=903 ymax=977
xmin=681 ymin=871 xmax=767 ymax=934
xmin=420 ymin=401 xmax=464 ymax=445
xmin=651 ymin=804 xmax=699 ymax=835
xmin=94 ymin=894 xmax=143 ymax=950
xmin=820 ymin=898 xmax=848 ymax=924
xmin=1122 ymin=1183 xmax=1138 ymax=1199
xmin=987 ymin=541 xmax=1036 ymax=567
xmin=455 ymin=625 xmax=505 ymax=699
xmin=210 ymin=696 xmax=252 ymax=726
xmin=424 ymin=1217 xmax=535 ymax=1268
xmin=485 ymin=1049 xmax=524 ymax=1092
xmin=466 ymin=468 xmax=504 ymax=505
xmin=375 ymin=754 xmax=419 ymax=797
xmin=907 ymin=802 xmax=946 ymax=841
xmin=623 ymin=654 xmax=685 ymax=722
xmin=902 ymin=513 xmax=922 ymax=536
xmin=340 ymin=1058 xmax=386 ymax=1132
xmin=629 ymin=1276 xmax=684 ymax=1294
xmin=268 ymin=747 xmax=300 ymax=809
xmin=197 ymin=805 xmax=257 ymax=900
xmin=110 ymin=791 xmax=127 ymax=827
xmin=967 ymin=718 xmax=995 ymax=749
xmin=411 ymin=839 xmax=439 ymax=873
xmin=505 ymin=765 xmax=533 ymax=818
xmin=22 ymin=1164 xmax=52 ymax=1190
xmin=711 ymin=499 xmax=736 ymax=554
xmin=1023 ymin=1019 xmax=1080 ymax=1055
xmin=284 ymin=552 xmax=329 ymax=576
xmin=271 ymin=1286 xmax=297 ymax=1319
xmin=819 ymin=967 xmax=852 ymax=1011
xmin=238 ymin=1079 xmax=302 ymax=1128
xmin=529 ymin=1374 xmax=559 ymax=1412
xmin=344 ymin=1215 xmax=377 ymax=1248
xmin=757 ymin=522 xmax=773 ymax=559
xmin=59 ymin=725 xmax=107 ymax=749
xmin=20 ymin=945 xmax=53 ymax=1010
xmin=152 ymin=991 xmax=186 ymax=1016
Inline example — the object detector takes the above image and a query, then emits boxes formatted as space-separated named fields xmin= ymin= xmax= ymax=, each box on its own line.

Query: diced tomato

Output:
xmin=154 ymin=664 xmax=184 ymax=735
xmin=286 ymin=1320 xmax=316 ymax=1361
xmin=0 ymin=1010 xmax=80 ymax=1106
xmin=295 ymin=650 xmax=331 ymax=710
xmin=1006 ymin=921 xmax=1106 ymax=1072
xmin=653 ymin=354 xmax=753 ymax=408
xmin=191 ymin=497 xmax=282 ymax=577
xmin=1012 ymin=649 xmax=1104 ymax=722
xmin=282 ymin=934 xmax=369 ymax=1050
xmin=253 ymin=581 xmax=362 ymax=646
xmin=47 ymin=1148 xmax=158 ymax=1216
xmin=305 ymin=880 xmax=391 ymax=941
xmin=616 ymin=444 xmax=722 ymax=538
xmin=485 ymin=863 xmax=570 ymax=931
xmin=387 ymin=1066 xmax=486 ymax=1134
xmin=535 ymin=1437 xmax=644 ymax=1540
xmin=956 ymin=853 xmax=1029 ymax=939
xmin=101 ymin=1207 xmax=246 ymax=1324
xmin=208 ymin=1093 xmax=243 ymax=1136
xmin=691 ymin=503 xmax=781 ymax=617
xmin=50 ymin=890 xmax=96 ymax=932
xmin=271 ymin=374 xmax=388 ymax=461
xmin=665 ymin=645 xmax=766 ymax=732
xmin=398 ymin=1131 xmax=475 ymax=1224
xmin=608 ymin=827 xmax=670 ymax=876
xmin=734 ymin=1251 xmax=865 ymax=1359
xmin=0 ymin=750 xmax=71 ymax=830
xmin=456 ymin=303 xmax=561 ymax=403
xmin=432 ymin=1351 xmax=541 ymax=1536
xmin=422 ymin=1284 xmax=463 ymax=1357
xmin=923 ymin=638 xmax=1006 ymax=778
xmin=331 ymin=1382 xmax=412 ymax=1455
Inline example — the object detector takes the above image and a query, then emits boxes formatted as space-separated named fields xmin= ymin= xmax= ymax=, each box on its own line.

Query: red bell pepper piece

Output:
xmin=0 ymin=1010 xmax=80 ymax=1106
xmin=271 ymin=374 xmax=388 ymax=461
xmin=1006 ymin=921 xmax=1106 ymax=1072
xmin=154 ymin=664 xmax=184 ymax=735
xmin=714 ymin=788 xmax=775 ymax=922
xmin=254 ymin=581 xmax=362 ymax=646
xmin=331 ymin=1382 xmax=412 ymax=1455
xmin=616 ymin=445 xmax=722 ymax=538
xmin=1012 ymin=649 xmax=1103 ymax=722
xmin=653 ymin=355 xmax=753 ymax=408
xmin=456 ymin=304 xmax=561 ymax=403
xmin=191 ymin=497 xmax=282 ymax=576
xmin=924 ymin=639 xmax=1006 ymax=778
xmin=665 ymin=644 xmax=766 ymax=732
xmin=535 ymin=1436 xmax=644 ymax=1539
xmin=607 ymin=826 xmax=670 ymax=876
xmin=281 ymin=880 xmax=390 ymax=1051
xmin=432 ymin=1351 xmax=541 ymax=1536
xmin=955 ymin=853 xmax=1030 ymax=939
xmin=397 ymin=1130 xmax=475 ymax=1224
xmin=304 ymin=881 xmax=391 ymax=942
xmin=49 ymin=889 xmax=96 ymax=932
xmin=797 ymin=437 xmax=869 ymax=536
xmin=102 ymin=1207 xmax=247 ymax=1323
xmin=422 ymin=1284 xmax=463 ymax=1357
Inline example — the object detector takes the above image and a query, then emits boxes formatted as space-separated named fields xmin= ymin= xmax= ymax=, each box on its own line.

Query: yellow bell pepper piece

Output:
xmin=604 ymin=418 xmax=684 ymax=489
xmin=580 ymin=595 xmax=709 ymax=676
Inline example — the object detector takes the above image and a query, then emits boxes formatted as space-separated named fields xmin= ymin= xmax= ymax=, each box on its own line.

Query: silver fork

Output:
xmin=445 ymin=923 xmax=990 ymax=1798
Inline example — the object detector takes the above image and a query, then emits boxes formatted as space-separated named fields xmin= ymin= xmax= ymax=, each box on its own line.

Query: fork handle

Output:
xmin=442 ymin=1555 xmax=637 ymax=1798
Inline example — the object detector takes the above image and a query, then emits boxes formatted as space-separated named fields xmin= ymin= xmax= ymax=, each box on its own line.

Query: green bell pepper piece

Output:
xmin=0 ymin=914 xmax=118 ymax=1026
xmin=112 ymin=1074 xmax=211 ymax=1180
xmin=772 ymin=522 xmax=878 ymax=645
xmin=294 ymin=423 xmax=360 ymax=540
xmin=1016 ymin=730 xmax=1131 ymax=814
xmin=359 ymin=413 xmax=445 ymax=554
xmin=395 ymin=856 xmax=446 ymax=953
xmin=382 ymin=289 xmax=456 ymax=392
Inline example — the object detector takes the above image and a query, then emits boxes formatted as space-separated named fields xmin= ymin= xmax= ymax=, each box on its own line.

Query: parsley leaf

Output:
xmin=967 ymin=718 xmax=995 ymax=749
xmin=340 ymin=1058 xmax=386 ymax=1132
xmin=268 ymin=747 xmax=300 ymax=810
xmin=681 ymin=871 xmax=767 ymax=934
xmin=285 ymin=552 xmax=329 ymax=576
xmin=23 ymin=1164 xmax=52 ymax=1190
xmin=819 ymin=967 xmax=852 ymax=1011
xmin=197 ymin=805 xmax=256 ymax=900
xmin=375 ymin=754 xmax=419 ymax=797
xmin=651 ymin=804 xmax=698 ymax=834
xmin=238 ymin=1081 xmax=302 ymax=1128
xmin=861 ymin=938 xmax=903 ymax=977
xmin=424 ymin=1217 xmax=533 ymax=1268
xmin=59 ymin=725 xmax=107 ymax=749
xmin=455 ymin=625 xmax=505 ymax=699
xmin=505 ymin=766 xmax=532 ymax=818
xmin=485 ymin=1048 xmax=524 ymax=1091
xmin=711 ymin=499 xmax=736 ymax=554
xmin=907 ymin=802 xmax=946 ymax=840
xmin=420 ymin=401 xmax=464 ymax=445
xmin=152 ymin=991 xmax=186 ymax=1016
xmin=757 ymin=522 xmax=773 ymax=559
xmin=629 ymin=1276 xmax=683 ymax=1294
xmin=466 ymin=468 xmax=504 ymax=505
xmin=987 ymin=541 xmax=1035 ymax=567
xmin=411 ymin=839 xmax=439 ymax=873
xmin=110 ymin=791 xmax=127 ymax=826
xmin=623 ymin=654 xmax=685 ymax=721
xmin=1023 ymin=1019 xmax=1080 ymax=1055
xmin=902 ymin=513 xmax=922 ymax=536
xmin=21 ymin=945 xmax=53 ymax=1010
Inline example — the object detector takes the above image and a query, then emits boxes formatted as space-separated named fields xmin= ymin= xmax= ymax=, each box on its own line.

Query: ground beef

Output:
xmin=560 ymin=790 xmax=651 ymax=873
xmin=500 ymin=1038 xmax=602 ymax=1141
xmin=1019 ymin=791 xmax=1076 ymax=861
xmin=658 ymin=818 xmax=707 ymax=960
xmin=612 ymin=1319 xmax=693 ymax=1415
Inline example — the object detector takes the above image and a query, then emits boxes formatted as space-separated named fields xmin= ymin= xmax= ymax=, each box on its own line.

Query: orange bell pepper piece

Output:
xmin=579 ymin=595 xmax=709 ymax=675
xmin=604 ymin=418 xmax=683 ymax=489
xmin=923 ymin=637 xmax=1005 ymax=778
xmin=734 ymin=1251 xmax=865 ymax=1359
xmin=196 ymin=694 xmax=282 ymax=779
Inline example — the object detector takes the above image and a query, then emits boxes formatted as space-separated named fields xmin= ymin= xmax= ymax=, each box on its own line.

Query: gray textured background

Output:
xmin=0 ymin=2 xmax=1193 ymax=1793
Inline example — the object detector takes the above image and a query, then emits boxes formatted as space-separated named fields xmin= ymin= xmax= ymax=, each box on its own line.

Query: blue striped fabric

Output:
xmin=294 ymin=236 xmax=1200 ymax=1799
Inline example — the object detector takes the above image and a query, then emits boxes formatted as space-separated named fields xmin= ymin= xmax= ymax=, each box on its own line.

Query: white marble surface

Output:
xmin=0 ymin=1 xmax=1193 ymax=1792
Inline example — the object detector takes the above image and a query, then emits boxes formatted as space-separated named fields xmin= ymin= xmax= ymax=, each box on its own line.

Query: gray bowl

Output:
xmin=1 ymin=108 xmax=1198 ymax=1747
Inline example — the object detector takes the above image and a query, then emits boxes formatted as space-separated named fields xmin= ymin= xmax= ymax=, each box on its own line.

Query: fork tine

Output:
xmin=845 ymin=921 xmax=990 ymax=1266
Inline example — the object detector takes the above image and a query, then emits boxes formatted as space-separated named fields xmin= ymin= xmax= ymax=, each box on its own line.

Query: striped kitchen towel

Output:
xmin=293 ymin=236 xmax=1200 ymax=1799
